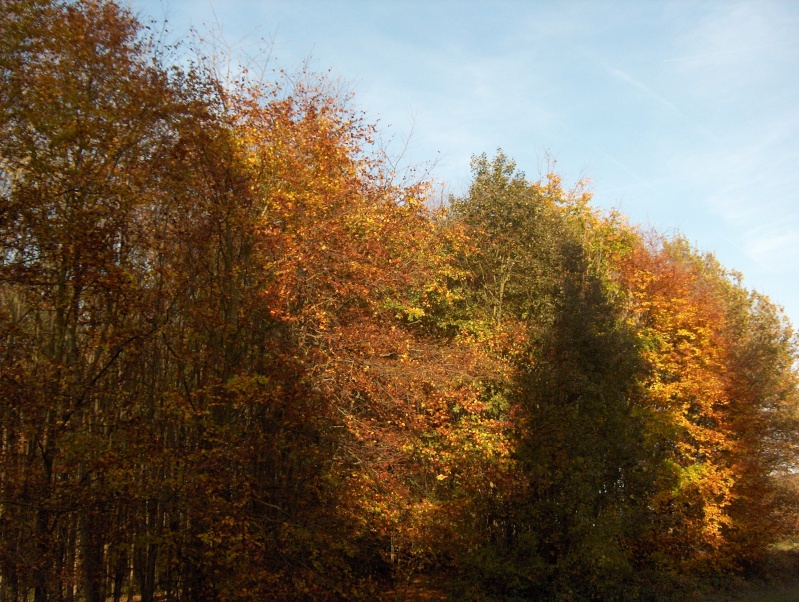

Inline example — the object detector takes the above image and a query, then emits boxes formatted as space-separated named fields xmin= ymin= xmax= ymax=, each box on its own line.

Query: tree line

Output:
xmin=2 ymin=1 xmax=798 ymax=600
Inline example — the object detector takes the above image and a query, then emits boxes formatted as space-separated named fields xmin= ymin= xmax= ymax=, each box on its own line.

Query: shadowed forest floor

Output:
xmin=698 ymin=547 xmax=799 ymax=602
xmin=381 ymin=546 xmax=799 ymax=601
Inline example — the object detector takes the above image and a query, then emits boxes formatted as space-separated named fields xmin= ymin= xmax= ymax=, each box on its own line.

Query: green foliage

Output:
xmin=449 ymin=151 xmax=563 ymax=326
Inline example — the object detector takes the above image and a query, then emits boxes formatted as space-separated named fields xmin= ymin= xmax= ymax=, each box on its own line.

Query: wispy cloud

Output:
xmin=605 ymin=66 xmax=682 ymax=115
xmin=663 ymin=41 xmax=797 ymax=63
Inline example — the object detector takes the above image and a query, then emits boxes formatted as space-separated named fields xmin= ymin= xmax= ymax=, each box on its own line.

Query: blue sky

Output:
xmin=131 ymin=0 xmax=799 ymax=326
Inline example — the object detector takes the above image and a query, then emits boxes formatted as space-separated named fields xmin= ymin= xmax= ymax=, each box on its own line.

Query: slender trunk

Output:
xmin=126 ymin=544 xmax=134 ymax=602
xmin=80 ymin=510 xmax=104 ymax=602
xmin=65 ymin=514 xmax=76 ymax=602
xmin=34 ymin=444 xmax=55 ymax=602
xmin=112 ymin=546 xmax=127 ymax=602
xmin=134 ymin=500 xmax=159 ymax=602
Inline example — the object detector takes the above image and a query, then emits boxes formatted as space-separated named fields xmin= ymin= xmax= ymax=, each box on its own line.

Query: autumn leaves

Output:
xmin=2 ymin=1 xmax=798 ymax=600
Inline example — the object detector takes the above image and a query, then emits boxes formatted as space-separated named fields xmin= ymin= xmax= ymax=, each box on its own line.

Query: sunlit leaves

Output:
xmin=616 ymin=236 xmax=799 ymax=572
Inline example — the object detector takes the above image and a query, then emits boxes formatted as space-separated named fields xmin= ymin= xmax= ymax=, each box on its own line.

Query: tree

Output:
xmin=445 ymin=152 xmax=658 ymax=599
xmin=1 ymin=1 xmax=179 ymax=600
xmin=617 ymin=236 xmax=799 ymax=574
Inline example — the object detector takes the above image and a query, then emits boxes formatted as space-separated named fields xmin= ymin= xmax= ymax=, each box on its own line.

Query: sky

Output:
xmin=131 ymin=0 xmax=799 ymax=327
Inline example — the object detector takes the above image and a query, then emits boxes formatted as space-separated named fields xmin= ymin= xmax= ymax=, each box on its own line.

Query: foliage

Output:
xmin=1 ymin=2 xmax=797 ymax=600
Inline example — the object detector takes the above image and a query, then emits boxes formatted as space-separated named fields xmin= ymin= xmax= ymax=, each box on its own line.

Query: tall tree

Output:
xmin=445 ymin=152 xmax=658 ymax=599
xmin=618 ymin=236 xmax=799 ymax=573
xmin=1 ymin=1 xmax=179 ymax=599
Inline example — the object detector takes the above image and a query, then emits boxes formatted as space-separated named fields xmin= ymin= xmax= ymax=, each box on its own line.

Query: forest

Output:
xmin=1 ymin=1 xmax=798 ymax=600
